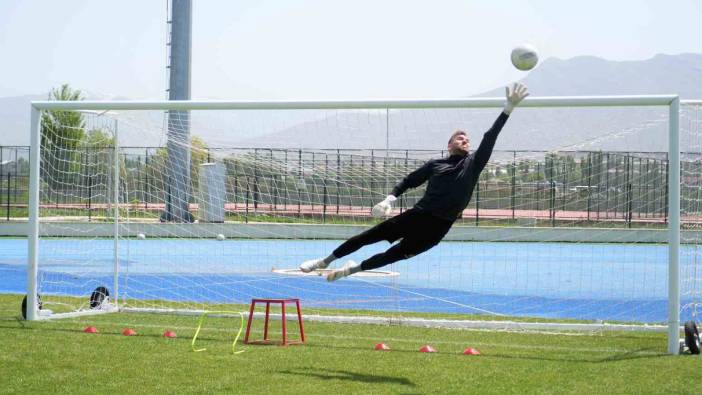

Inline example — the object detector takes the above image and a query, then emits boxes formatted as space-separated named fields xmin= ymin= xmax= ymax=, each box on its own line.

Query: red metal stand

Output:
xmin=244 ymin=298 xmax=305 ymax=345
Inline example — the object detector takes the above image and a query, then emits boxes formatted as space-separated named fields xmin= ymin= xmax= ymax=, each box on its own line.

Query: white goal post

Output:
xmin=26 ymin=95 xmax=685 ymax=354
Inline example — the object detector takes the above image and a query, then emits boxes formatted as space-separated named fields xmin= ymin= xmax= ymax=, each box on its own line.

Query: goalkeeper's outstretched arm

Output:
xmin=371 ymin=161 xmax=432 ymax=217
xmin=391 ymin=161 xmax=432 ymax=198
xmin=473 ymin=83 xmax=529 ymax=172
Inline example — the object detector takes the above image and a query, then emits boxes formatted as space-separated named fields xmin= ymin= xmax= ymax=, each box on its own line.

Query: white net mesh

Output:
xmin=681 ymin=103 xmax=702 ymax=324
xmin=29 ymin=100 xmax=702 ymax=333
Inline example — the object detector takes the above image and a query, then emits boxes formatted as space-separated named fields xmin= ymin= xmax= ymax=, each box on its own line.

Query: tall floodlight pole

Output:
xmin=162 ymin=0 xmax=194 ymax=222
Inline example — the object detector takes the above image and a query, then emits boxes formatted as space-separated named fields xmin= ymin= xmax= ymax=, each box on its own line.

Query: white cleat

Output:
xmin=326 ymin=261 xmax=357 ymax=282
xmin=300 ymin=258 xmax=329 ymax=273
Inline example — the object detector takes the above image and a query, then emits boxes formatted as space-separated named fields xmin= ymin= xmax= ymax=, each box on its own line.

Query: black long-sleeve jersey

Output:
xmin=391 ymin=112 xmax=509 ymax=221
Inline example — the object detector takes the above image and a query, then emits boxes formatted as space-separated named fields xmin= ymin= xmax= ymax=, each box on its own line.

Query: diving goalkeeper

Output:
xmin=301 ymin=83 xmax=529 ymax=282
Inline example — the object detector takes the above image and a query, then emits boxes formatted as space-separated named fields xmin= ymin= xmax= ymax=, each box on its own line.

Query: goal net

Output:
xmin=25 ymin=96 xmax=699 ymax=354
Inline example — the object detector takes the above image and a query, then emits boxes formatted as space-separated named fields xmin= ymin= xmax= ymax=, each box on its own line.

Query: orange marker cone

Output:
xmin=419 ymin=345 xmax=436 ymax=353
xmin=122 ymin=328 xmax=137 ymax=336
xmin=83 ymin=326 xmax=98 ymax=334
xmin=463 ymin=347 xmax=481 ymax=355
xmin=374 ymin=342 xmax=391 ymax=351
xmin=163 ymin=330 xmax=177 ymax=338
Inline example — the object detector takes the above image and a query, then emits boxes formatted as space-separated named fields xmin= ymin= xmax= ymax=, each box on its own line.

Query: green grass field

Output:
xmin=1 ymin=294 xmax=700 ymax=394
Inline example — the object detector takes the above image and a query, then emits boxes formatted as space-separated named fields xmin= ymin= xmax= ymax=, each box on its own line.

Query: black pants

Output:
xmin=333 ymin=208 xmax=454 ymax=271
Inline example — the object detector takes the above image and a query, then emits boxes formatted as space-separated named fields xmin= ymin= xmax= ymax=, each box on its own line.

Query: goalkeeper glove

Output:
xmin=371 ymin=195 xmax=397 ymax=218
xmin=503 ymin=82 xmax=530 ymax=115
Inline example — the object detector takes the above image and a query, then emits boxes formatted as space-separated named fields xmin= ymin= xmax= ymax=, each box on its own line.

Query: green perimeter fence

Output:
xmin=1 ymin=145 xmax=701 ymax=227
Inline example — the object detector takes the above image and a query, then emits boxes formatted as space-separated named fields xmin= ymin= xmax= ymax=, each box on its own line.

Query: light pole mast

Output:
xmin=162 ymin=0 xmax=193 ymax=222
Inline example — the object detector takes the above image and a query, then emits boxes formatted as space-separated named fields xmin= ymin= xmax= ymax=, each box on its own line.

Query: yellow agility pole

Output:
xmin=191 ymin=311 xmax=246 ymax=355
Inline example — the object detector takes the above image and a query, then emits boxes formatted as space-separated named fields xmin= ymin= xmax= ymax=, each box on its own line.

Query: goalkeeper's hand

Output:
xmin=371 ymin=195 xmax=397 ymax=218
xmin=503 ymin=82 xmax=529 ymax=115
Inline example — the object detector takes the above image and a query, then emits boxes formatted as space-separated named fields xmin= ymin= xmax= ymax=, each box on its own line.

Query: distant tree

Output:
xmin=82 ymin=128 xmax=115 ymax=149
xmin=190 ymin=136 xmax=209 ymax=189
xmin=545 ymin=153 xmax=558 ymax=180
xmin=146 ymin=136 xmax=209 ymax=197
xmin=40 ymin=84 xmax=86 ymax=188
xmin=41 ymin=84 xmax=86 ymax=150
xmin=80 ymin=128 xmax=118 ymax=180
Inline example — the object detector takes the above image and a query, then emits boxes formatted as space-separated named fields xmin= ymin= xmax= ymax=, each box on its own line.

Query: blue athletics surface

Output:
xmin=1 ymin=237 xmax=700 ymax=323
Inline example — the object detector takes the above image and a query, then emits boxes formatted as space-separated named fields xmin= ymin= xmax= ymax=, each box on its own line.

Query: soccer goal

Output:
xmin=25 ymin=95 xmax=700 ymax=355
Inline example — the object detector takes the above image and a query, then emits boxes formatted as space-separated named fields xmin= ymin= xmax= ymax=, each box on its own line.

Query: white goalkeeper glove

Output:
xmin=503 ymin=82 xmax=529 ymax=115
xmin=371 ymin=195 xmax=397 ymax=218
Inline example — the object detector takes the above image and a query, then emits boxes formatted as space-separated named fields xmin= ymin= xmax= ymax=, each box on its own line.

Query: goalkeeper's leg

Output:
xmin=301 ymin=211 xmax=408 ymax=273
xmin=326 ymin=236 xmax=440 ymax=282
xmin=362 ymin=238 xmax=435 ymax=270
xmin=327 ymin=213 xmax=452 ymax=281
xmin=332 ymin=220 xmax=398 ymax=257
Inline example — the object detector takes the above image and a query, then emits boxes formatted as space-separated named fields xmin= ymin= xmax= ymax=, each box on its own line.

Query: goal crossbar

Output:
xmin=31 ymin=95 xmax=678 ymax=111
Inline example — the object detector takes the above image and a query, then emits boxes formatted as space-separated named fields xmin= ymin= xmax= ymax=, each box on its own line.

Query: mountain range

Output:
xmin=2 ymin=53 xmax=701 ymax=152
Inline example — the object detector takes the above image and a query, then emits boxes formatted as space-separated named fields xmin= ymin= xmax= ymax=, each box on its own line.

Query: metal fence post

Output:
xmin=88 ymin=175 xmax=92 ymax=222
xmin=336 ymin=149 xmax=340 ymax=214
xmin=5 ymin=173 xmax=10 ymax=221
xmin=475 ymin=175 xmax=480 ymax=226
xmin=323 ymin=153 xmax=328 ymax=223
xmin=511 ymin=151 xmax=516 ymax=220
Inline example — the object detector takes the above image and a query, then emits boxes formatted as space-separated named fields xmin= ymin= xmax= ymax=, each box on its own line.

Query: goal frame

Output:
xmin=27 ymin=94 xmax=682 ymax=354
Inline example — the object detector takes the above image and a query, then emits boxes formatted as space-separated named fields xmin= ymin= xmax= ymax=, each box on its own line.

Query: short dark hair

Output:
xmin=448 ymin=130 xmax=467 ymax=145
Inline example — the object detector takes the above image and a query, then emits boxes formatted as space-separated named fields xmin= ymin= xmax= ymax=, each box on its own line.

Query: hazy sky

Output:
xmin=1 ymin=0 xmax=700 ymax=100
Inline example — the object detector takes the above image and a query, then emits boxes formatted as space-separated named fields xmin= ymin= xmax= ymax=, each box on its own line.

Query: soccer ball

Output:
xmin=216 ymin=234 xmax=225 ymax=241
xmin=511 ymin=44 xmax=538 ymax=71
xmin=136 ymin=233 xmax=146 ymax=240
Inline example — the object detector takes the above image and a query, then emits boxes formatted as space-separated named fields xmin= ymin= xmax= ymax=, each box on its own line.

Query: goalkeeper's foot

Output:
xmin=326 ymin=261 xmax=358 ymax=282
xmin=300 ymin=258 xmax=329 ymax=273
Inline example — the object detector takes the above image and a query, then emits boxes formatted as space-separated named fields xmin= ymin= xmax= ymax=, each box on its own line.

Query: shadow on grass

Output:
xmin=299 ymin=340 xmax=668 ymax=364
xmin=279 ymin=367 xmax=415 ymax=387
xmin=482 ymin=347 xmax=668 ymax=363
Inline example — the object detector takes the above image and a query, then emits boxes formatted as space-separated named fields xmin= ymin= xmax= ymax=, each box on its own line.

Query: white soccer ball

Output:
xmin=216 ymin=234 xmax=225 ymax=241
xmin=511 ymin=44 xmax=539 ymax=71
xmin=137 ymin=233 xmax=146 ymax=240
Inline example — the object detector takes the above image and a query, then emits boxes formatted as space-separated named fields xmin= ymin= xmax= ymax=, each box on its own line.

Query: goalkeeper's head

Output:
xmin=448 ymin=130 xmax=469 ymax=156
